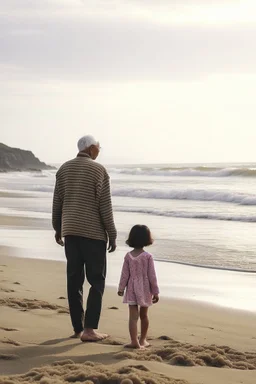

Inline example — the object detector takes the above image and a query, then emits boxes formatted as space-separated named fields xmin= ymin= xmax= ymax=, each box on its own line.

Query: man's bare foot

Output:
xmin=124 ymin=342 xmax=144 ymax=349
xmin=80 ymin=329 xmax=109 ymax=342
xmin=70 ymin=332 xmax=82 ymax=339
xmin=139 ymin=339 xmax=150 ymax=347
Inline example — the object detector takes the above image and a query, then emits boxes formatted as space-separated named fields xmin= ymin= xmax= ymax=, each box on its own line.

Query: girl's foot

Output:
xmin=139 ymin=339 xmax=150 ymax=347
xmin=125 ymin=342 xmax=144 ymax=349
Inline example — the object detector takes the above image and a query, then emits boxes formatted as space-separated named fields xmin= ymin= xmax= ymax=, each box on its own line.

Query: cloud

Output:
xmin=0 ymin=0 xmax=255 ymax=83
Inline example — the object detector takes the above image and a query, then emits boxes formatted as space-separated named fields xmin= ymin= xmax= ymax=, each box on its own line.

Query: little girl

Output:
xmin=118 ymin=224 xmax=159 ymax=349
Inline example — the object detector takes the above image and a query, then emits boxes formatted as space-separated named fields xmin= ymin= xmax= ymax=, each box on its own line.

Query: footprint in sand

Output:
xmin=13 ymin=282 xmax=21 ymax=285
xmin=0 ymin=288 xmax=15 ymax=293
xmin=101 ymin=338 xmax=123 ymax=346
xmin=57 ymin=309 xmax=69 ymax=314
xmin=158 ymin=335 xmax=171 ymax=340
xmin=108 ymin=306 xmax=119 ymax=310
xmin=1 ymin=338 xmax=20 ymax=346
xmin=0 ymin=298 xmax=69 ymax=312
xmin=0 ymin=327 xmax=18 ymax=332
xmin=0 ymin=354 xmax=18 ymax=360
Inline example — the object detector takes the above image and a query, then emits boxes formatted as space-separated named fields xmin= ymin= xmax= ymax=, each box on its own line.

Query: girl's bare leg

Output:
xmin=126 ymin=305 xmax=141 ymax=348
xmin=139 ymin=306 xmax=150 ymax=347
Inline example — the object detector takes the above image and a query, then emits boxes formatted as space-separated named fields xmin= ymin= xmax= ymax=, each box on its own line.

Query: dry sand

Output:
xmin=0 ymin=251 xmax=256 ymax=384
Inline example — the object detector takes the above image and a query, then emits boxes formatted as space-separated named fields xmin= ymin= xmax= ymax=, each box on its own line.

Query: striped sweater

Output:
xmin=52 ymin=152 xmax=117 ymax=242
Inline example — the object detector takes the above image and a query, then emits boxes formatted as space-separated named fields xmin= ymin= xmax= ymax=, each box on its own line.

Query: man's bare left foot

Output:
xmin=80 ymin=330 xmax=109 ymax=342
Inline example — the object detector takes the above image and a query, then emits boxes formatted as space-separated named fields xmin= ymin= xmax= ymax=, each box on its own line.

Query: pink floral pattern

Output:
xmin=118 ymin=251 xmax=159 ymax=307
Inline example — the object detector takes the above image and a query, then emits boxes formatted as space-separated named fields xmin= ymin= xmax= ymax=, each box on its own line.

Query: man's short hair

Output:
xmin=77 ymin=135 xmax=98 ymax=152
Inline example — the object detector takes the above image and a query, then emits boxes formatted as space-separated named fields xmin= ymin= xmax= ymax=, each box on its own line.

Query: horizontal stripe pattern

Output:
xmin=52 ymin=153 xmax=117 ymax=242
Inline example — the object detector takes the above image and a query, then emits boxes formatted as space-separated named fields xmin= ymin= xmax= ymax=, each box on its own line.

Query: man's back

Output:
xmin=52 ymin=153 xmax=116 ymax=242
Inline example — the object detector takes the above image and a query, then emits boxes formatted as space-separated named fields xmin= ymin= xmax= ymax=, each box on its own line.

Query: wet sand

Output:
xmin=0 ymin=251 xmax=256 ymax=384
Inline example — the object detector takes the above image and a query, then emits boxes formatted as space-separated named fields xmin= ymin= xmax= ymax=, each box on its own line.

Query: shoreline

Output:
xmin=2 ymin=251 xmax=256 ymax=317
xmin=155 ymin=257 xmax=256 ymax=274
xmin=1 ymin=237 xmax=256 ymax=313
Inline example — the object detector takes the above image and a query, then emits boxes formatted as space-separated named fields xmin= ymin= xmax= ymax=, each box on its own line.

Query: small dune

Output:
xmin=0 ymin=360 xmax=189 ymax=384
xmin=0 ymin=298 xmax=69 ymax=313
xmin=116 ymin=338 xmax=256 ymax=370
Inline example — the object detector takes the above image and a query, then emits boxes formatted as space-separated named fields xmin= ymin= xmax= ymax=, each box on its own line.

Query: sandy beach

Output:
xmin=2 ymin=0 xmax=256 ymax=380
xmin=0 ymin=247 xmax=256 ymax=384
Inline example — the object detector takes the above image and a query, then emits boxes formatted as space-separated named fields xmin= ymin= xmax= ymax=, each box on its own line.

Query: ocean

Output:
xmin=0 ymin=162 xmax=256 ymax=311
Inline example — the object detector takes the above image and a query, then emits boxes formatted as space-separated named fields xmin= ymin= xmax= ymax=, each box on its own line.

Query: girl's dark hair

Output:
xmin=126 ymin=225 xmax=153 ymax=248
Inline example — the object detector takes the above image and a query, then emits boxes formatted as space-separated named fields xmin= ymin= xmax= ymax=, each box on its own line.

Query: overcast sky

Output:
xmin=1 ymin=0 xmax=256 ymax=164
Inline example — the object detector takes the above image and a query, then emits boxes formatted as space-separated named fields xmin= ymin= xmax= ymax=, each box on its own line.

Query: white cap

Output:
xmin=77 ymin=135 xmax=98 ymax=152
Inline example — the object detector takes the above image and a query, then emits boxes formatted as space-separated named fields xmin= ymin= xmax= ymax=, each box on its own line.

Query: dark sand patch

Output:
xmin=58 ymin=296 xmax=66 ymax=300
xmin=57 ymin=308 xmax=69 ymax=314
xmin=13 ymin=282 xmax=21 ymax=285
xmin=108 ymin=306 xmax=119 ymax=310
xmin=0 ymin=338 xmax=21 ymax=346
xmin=0 ymin=354 xmax=18 ymax=361
xmin=0 ymin=298 xmax=69 ymax=313
xmin=116 ymin=337 xmax=256 ymax=370
xmin=158 ymin=336 xmax=172 ymax=341
xmin=0 ymin=327 xmax=18 ymax=332
xmin=0 ymin=360 xmax=189 ymax=384
xmin=0 ymin=288 xmax=15 ymax=293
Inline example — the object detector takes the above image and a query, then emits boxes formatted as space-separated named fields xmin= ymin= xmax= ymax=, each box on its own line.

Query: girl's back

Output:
xmin=119 ymin=251 xmax=159 ymax=307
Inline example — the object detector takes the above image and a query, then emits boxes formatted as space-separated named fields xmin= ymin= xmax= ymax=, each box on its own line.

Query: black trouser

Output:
xmin=64 ymin=235 xmax=107 ymax=333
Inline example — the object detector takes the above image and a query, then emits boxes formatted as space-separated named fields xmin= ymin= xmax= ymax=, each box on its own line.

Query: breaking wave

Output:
xmin=108 ymin=166 xmax=256 ymax=178
xmin=112 ymin=187 xmax=256 ymax=205
xmin=114 ymin=206 xmax=256 ymax=223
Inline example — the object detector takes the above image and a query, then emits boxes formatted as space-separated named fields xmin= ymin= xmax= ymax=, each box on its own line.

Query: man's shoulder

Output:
xmin=83 ymin=159 xmax=108 ymax=178
xmin=56 ymin=158 xmax=108 ymax=177
xmin=92 ymin=161 xmax=108 ymax=174
xmin=56 ymin=158 xmax=75 ymax=175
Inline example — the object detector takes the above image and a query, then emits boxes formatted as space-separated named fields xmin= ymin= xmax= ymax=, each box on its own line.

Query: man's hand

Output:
xmin=152 ymin=295 xmax=159 ymax=304
xmin=55 ymin=232 xmax=64 ymax=246
xmin=118 ymin=291 xmax=124 ymax=296
xmin=108 ymin=239 xmax=116 ymax=253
